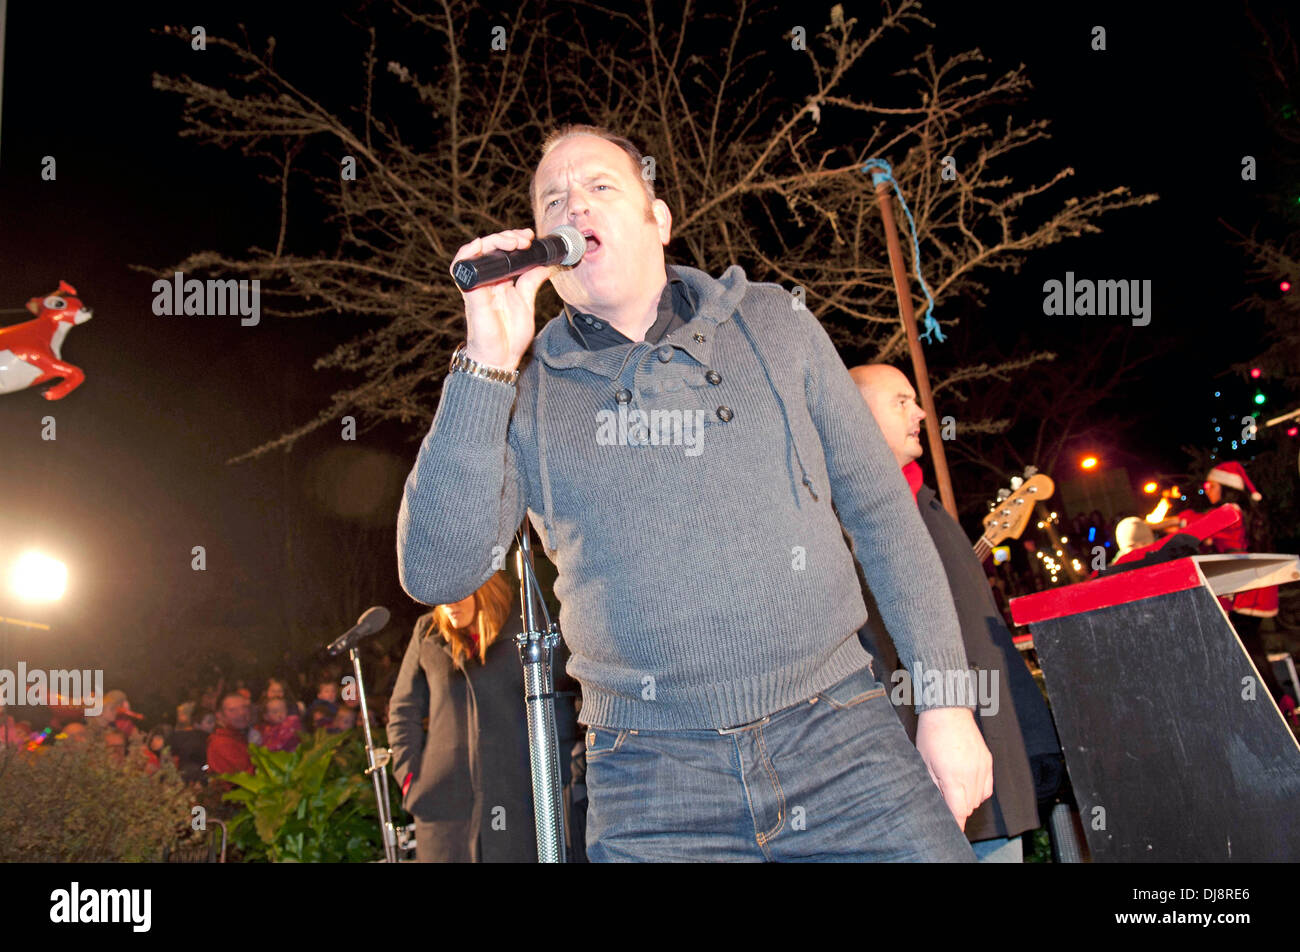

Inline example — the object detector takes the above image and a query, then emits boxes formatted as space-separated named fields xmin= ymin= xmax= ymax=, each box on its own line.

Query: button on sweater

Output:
xmin=397 ymin=264 xmax=971 ymax=730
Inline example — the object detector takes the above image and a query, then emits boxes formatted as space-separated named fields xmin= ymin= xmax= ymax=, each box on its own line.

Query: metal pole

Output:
xmin=871 ymin=176 xmax=959 ymax=520
xmin=1049 ymin=801 xmax=1086 ymax=863
xmin=348 ymin=646 xmax=398 ymax=863
xmin=515 ymin=526 xmax=566 ymax=863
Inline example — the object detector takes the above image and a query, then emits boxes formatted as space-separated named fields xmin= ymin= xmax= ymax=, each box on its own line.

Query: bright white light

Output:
xmin=9 ymin=551 xmax=67 ymax=602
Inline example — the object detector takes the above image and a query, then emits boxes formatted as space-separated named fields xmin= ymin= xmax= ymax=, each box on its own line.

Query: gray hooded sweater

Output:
xmin=397 ymin=265 xmax=971 ymax=730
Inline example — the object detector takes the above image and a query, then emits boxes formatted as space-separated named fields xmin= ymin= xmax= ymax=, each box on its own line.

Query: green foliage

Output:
xmin=0 ymin=739 xmax=192 ymax=862
xmin=220 ymin=728 xmax=401 ymax=863
xmin=1024 ymin=826 xmax=1053 ymax=863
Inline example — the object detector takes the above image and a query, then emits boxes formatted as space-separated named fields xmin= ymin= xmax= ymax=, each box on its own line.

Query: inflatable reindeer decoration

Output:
xmin=0 ymin=281 xmax=93 ymax=399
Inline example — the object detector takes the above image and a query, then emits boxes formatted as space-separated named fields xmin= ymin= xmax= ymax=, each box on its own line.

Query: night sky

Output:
xmin=0 ymin=1 xmax=1288 ymax=719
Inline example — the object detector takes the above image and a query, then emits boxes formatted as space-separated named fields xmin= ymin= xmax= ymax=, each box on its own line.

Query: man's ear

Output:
xmin=653 ymin=199 xmax=672 ymax=245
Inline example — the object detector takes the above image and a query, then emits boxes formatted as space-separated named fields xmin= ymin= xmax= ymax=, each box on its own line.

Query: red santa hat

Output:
xmin=1206 ymin=461 xmax=1262 ymax=501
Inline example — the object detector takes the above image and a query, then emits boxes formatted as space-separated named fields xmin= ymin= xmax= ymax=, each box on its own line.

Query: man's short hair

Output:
xmin=219 ymin=692 xmax=247 ymax=710
xmin=529 ymin=124 xmax=656 ymax=213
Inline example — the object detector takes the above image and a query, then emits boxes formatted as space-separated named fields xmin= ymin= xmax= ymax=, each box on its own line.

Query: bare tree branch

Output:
xmin=147 ymin=1 xmax=1158 ymax=460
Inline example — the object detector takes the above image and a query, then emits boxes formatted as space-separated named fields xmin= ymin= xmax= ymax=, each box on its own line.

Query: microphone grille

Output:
xmin=357 ymin=605 xmax=391 ymax=633
xmin=551 ymin=225 xmax=586 ymax=267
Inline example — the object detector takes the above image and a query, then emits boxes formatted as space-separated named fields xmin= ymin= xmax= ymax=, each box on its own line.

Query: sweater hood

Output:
xmin=534 ymin=264 xmax=748 ymax=375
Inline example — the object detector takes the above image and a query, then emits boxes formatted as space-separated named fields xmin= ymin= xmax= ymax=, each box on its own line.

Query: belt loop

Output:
xmin=717 ymin=714 xmax=771 ymax=735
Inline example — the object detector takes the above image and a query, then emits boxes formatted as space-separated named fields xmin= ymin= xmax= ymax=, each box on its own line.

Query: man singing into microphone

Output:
xmin=398 ymin=124 xmax=991 ymax=861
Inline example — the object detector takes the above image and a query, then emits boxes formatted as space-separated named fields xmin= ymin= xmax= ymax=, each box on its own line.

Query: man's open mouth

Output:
xmin=581 ymin=229 xmax=602 ymax=256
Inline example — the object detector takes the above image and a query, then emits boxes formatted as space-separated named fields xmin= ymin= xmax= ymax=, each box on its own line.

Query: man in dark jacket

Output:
xmin=851 ymin=364 xmax=1060 ymax=862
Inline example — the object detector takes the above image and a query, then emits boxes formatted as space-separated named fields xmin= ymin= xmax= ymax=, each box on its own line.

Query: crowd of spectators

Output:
xmin=0 ymin=646 xmax=401 ymax=802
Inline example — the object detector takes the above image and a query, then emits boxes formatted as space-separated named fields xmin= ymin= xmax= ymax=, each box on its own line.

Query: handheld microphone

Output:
xmin=451 ymin=225 xmax=585 ymax=291
xmin=327 ymin=606 xmax=391 ymax=657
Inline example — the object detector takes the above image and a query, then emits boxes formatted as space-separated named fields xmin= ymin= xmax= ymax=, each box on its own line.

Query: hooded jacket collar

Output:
xmin=535 ymin=264 xmax=749 ymax=378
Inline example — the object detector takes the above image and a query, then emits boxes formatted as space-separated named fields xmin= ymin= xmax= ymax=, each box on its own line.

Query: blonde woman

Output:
xmin=389 ymin=571 xmax=570 ymax=862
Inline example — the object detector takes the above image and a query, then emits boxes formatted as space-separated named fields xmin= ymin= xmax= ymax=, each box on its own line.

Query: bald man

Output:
xmin=849 ymin=365 xmax=926 ymax=471
xmin=851 ymin=364 xmax=1059 ymax=863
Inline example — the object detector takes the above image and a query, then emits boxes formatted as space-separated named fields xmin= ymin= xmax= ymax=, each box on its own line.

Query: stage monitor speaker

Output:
xmin=1012 ymin=554 xmax=1300 ymax=862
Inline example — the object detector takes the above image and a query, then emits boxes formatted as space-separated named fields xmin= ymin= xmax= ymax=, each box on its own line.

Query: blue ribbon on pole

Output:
xmin=862 ymin=158 xmax=944 ymax=344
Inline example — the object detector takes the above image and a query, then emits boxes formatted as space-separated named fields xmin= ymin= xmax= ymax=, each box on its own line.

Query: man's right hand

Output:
xmin=450 ymin=228 xmax=558 ymax=372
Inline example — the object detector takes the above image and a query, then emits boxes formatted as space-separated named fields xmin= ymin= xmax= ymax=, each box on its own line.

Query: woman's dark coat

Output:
xmin=389 ymin=601 xmax=578 ymax=862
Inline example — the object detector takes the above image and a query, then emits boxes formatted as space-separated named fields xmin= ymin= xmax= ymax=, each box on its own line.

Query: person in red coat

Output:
xmin=1203 ymin=461 xmax=1294 ymax=716
xmin=207 ymin=692 xmax=255 ymax=786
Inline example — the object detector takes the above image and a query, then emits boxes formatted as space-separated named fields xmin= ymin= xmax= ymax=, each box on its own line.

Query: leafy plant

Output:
xmin=220 ymin=728 xmax=400 ymax=862
xmin=1024 ymin=826 xmax=1053 ymax=863
xmin=0 ymin=738 xmax=192 ymax=862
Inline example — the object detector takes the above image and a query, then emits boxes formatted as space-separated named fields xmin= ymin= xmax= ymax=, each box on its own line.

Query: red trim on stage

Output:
xmin=1010 ymin=557 xmax=1204 ymax=626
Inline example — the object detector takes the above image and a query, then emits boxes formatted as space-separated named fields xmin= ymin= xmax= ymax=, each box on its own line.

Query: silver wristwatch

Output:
xmin=449 ymin=342 xmax=519 ymax=385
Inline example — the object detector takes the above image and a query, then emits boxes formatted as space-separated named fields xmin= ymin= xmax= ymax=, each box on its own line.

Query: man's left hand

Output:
xmin=914 ymin=706 xmax=993 ymax=831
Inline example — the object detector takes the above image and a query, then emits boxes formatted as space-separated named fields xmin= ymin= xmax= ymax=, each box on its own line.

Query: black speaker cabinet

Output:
xmin=1011 ymin=554 xmax=1300 ymax=862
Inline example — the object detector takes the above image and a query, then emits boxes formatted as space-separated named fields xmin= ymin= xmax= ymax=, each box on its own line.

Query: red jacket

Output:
xmin=1209 ymin=503 xmax=1278 ymax=617
xmin=206 ymin=727 xmax=254 ymax=777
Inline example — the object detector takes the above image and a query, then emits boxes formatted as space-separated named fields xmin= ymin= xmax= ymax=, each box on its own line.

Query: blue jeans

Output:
xmin=583 ymin=666 xmax=977 ymax=862
xmin=971 ymin=835 xmax=1024 ymax=863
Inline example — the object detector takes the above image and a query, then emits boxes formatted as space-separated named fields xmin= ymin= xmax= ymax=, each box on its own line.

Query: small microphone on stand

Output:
xmin=325 ymin=605 xmax=399 ymax=861
xmin=327 ymin=606 xmax=391 ymax=657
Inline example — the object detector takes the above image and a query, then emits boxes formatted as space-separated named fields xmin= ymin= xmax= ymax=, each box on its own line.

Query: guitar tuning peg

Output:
xmin=1009 ymin=477 xmax=1023 ymax=490
xmin=997 ymin=488 xmax=1011 ymax=500
xmin=1024 ymin=465 xmax=1038 ymax=477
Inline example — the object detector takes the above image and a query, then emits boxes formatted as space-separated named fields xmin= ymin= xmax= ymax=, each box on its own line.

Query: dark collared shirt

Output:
xmin=564 ymin=265 xmax=698 ymax=349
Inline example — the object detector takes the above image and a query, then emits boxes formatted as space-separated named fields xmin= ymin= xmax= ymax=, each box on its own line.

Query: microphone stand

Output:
xmin=515 ymin=524 xmax=567 ymax=863
xmin=347 ymin=645 xmax=398 ymax=863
